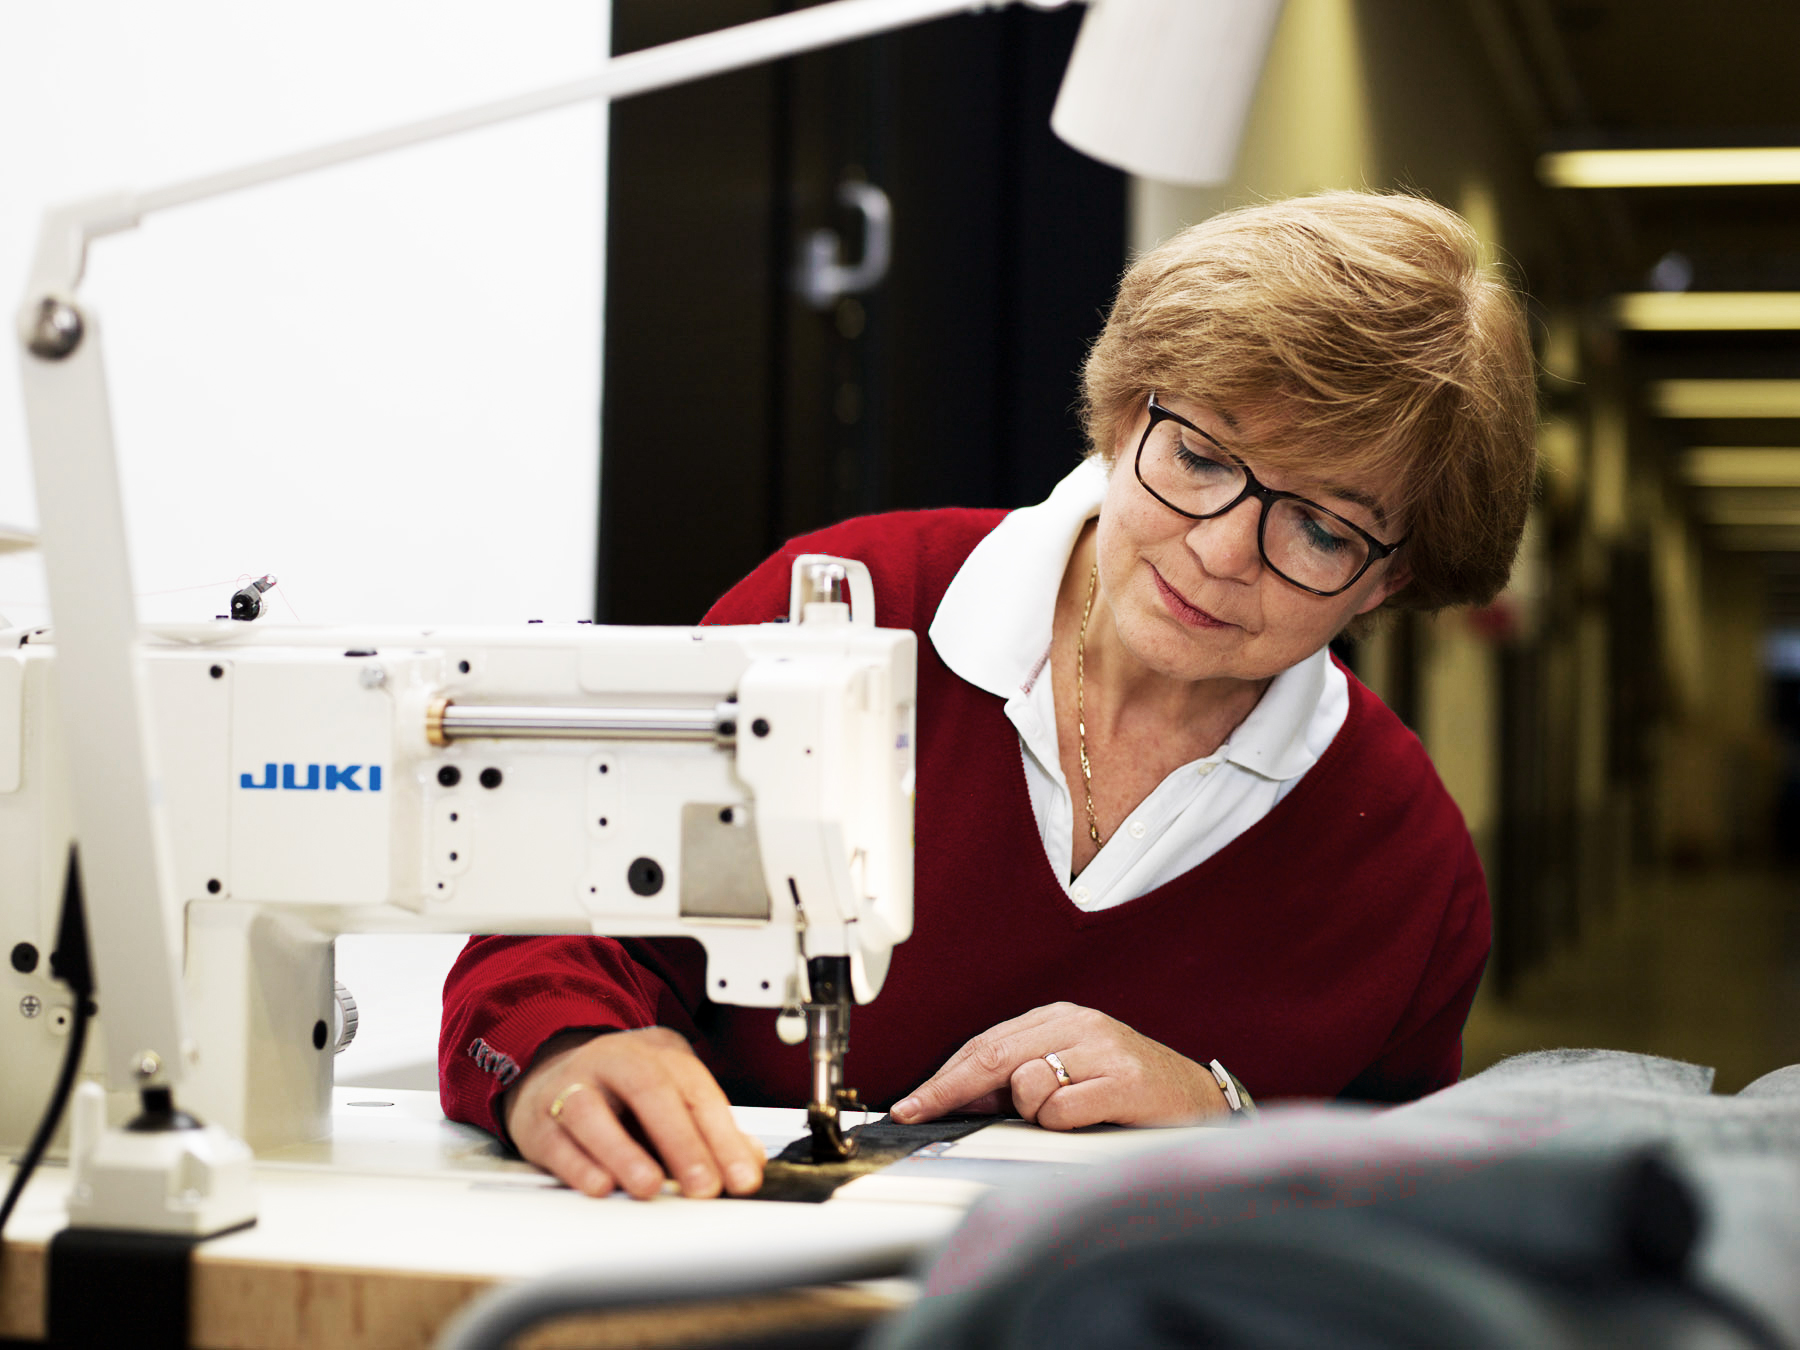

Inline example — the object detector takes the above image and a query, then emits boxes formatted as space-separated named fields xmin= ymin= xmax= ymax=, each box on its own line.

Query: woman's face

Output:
xmin=1093 ymin=394 xmax=1410 ymax=688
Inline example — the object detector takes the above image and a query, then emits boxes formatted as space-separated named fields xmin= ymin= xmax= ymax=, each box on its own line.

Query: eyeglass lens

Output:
xmin=1139 ymin=418 xmax=1372 ymax=593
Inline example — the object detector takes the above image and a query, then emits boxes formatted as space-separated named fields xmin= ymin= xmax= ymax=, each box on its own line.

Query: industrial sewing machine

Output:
xmin=0 ymin=558 xmax=915 ymax=1179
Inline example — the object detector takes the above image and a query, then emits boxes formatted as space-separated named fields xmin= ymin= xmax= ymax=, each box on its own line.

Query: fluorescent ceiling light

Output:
xmin=1652 ymin=381 xmax=1800 ymax=419
xmin=1541 ymin=147 xmax=1800 ymax=188
xmin=1696 ymin=490 xmax=1800 ymax=518
xmin=1684 ymin=449 xmax=1800 ymax=487
xmin=1616 ymin=292 xmax=1800 ymax=330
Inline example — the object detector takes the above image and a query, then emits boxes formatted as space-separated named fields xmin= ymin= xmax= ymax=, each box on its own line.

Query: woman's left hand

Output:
xmin=888 ymin=1002 xmax=1232 ymax=1130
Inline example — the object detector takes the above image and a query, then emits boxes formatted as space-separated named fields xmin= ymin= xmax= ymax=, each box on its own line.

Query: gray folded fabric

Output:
xmin=1450 ymin=1047 xmax=1717 ymax=1096
xmin=871 ymin=1051 xmax=1800 ymax=1350
xmin=872 ymin=1145 xmax=1778 ymax=1350
xmin=1738 ymin=1065 xmax=1800 ymax=1099
xmin=1390 ymin=1048 xmax=1800 ymax=1155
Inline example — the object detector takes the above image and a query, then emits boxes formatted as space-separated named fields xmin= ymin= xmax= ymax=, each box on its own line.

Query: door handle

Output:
xmin=796 ymin=181 xmax=892 ymax=310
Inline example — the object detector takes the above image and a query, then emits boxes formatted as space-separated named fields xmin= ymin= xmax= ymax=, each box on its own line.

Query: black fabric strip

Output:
xmin=749 ymin=1115 xmax=994 ymax=1204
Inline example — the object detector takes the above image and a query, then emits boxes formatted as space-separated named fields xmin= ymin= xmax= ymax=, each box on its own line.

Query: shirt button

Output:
xmin=1197 ymin=763 xmax=1216 ymax=776
xmin=1127 ymin=820 xmax=1146 ymax=839
xmin=1073 ymin=885 xmax=1090 ymax=903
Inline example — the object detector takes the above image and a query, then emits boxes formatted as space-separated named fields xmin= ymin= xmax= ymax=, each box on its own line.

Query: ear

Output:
xmin=1352 ymin=558 xmax=1411 ymax=617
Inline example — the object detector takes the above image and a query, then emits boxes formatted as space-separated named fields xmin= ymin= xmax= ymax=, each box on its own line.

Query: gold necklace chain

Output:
xmin=1077 ymin=563 xmax=1102 ymax=849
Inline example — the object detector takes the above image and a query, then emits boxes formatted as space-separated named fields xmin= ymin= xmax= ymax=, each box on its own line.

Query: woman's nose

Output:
xmin=1186 ymin=497 xmax=1264 ymax=581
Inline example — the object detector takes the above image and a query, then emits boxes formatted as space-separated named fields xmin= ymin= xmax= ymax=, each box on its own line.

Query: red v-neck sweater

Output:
xmin=440 ymin=509 xmax=1489 ymax=1139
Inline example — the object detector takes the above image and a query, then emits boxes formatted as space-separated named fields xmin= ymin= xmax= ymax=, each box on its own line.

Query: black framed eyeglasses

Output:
xmin=1133 ymin=393 xmax=1406 ymax=598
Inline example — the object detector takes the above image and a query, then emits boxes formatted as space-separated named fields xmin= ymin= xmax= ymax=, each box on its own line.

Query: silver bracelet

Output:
xmin=1208 ymin=1058 xmax=1255 ymax=1115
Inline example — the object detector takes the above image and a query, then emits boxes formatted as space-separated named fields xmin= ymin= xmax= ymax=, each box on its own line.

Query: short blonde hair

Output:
xmin=1082 ymin=191 xmax=1537 ymax=614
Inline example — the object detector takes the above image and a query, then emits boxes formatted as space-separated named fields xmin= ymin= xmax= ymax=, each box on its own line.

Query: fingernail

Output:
xmin=683 ymin=1164 xmax=718 ymax=1195
xmin=893 ymin=1097 xmax=919 ymax=1120
xmin=727 ymin=1162 xmax=759 ymax=1193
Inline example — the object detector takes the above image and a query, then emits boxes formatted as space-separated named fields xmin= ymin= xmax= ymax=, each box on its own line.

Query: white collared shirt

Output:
xmin=927 ymin=457 xmax=1349 ymax=912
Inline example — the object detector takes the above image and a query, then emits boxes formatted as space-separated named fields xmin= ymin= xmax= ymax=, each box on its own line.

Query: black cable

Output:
xmin=0 ymin=992 xmax=90 ymax=1237
xmin=0 ymin=847 xmax=96 ymax=1240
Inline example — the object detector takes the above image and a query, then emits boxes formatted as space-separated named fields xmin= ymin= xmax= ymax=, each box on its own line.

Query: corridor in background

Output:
xmin=1464 ymin=865 xmax=1800 ymax=1093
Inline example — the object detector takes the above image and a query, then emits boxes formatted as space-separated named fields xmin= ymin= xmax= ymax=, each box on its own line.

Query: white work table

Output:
xmin=0 ymin=1090 xmax=1209 ymax=1349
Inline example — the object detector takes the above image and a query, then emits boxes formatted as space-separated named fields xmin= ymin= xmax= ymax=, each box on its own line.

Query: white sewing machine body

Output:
xmin=0 ymin=570 xmax=915 ymax=1155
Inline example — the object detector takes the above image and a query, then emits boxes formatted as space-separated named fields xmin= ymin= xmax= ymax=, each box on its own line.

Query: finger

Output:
xmin=614 ymin=1076 xmax=725 ymax=1199
xmin=533 ymin=1127 xmax=619 ymax=1198
xmin=918 ymin=1004 xmax=1075 ymax=1084
xmin=554 ymin=1083 xmax=671 ymax=1199
xmin=1034 ymin=1079 xmax=1117 ymax=1132
xmin=894 ymin=1021 xmax=1066 ymax=1123
xmin=892 ymin=1058 xmax=1001 ymax=1123
xmin=1008 ymin=1057 xmax=1064 ymax=1125
xmin=956 ymin=1088 xmax=1013 ymax=1117
xmin=675 ymin=1061 xmax=765 ymax=1196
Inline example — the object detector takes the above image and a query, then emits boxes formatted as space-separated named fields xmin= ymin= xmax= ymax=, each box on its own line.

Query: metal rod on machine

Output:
xmin=426 ymin=700 xmax=737 ymax=746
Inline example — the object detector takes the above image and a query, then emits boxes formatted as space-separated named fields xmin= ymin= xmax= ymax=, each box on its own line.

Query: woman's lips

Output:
xmin=1151 ymin=566 xmax=1233 ymax=629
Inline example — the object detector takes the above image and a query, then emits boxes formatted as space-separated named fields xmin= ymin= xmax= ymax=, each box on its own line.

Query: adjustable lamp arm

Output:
xmin=22 ymin=0 xmax=1067 ymax=309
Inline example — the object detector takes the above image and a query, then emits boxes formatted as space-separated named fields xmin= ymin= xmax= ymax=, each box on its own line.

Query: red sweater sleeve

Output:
xmin=438 ymin=934 xmax=705 ymax=1139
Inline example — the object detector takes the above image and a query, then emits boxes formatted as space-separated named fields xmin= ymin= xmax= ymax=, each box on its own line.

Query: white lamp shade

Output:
xmin=1052 ymin=0 xmax=1285 ymax=186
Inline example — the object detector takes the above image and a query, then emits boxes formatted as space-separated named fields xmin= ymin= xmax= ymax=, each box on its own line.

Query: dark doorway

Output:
xmin=598 ymin=1 xmax=1127 ymax=624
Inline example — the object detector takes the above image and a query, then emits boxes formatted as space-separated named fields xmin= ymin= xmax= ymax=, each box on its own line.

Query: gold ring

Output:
xmin=1044 ymin=1051 xmax=1073 ymax=1088
xmin=549 ymin=1083 xmax=587 ymax=1120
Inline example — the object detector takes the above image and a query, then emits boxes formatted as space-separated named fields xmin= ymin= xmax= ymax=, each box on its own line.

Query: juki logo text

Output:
xmin=239 ymin=764 xmax=384 ymax=792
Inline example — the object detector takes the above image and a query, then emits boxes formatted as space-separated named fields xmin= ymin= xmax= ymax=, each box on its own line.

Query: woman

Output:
xmin=439 ymin=191 xmax=1538 ymax=1201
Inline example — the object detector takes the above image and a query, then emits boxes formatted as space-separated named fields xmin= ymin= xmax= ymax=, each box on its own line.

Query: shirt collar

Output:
xmin=928 ymin=456 xmax=1331 ymax=784
xmin=1216 ymin=645 xmax=1329 ymax=781
xmin=929 ymin=457 xmax=1107 ymax=699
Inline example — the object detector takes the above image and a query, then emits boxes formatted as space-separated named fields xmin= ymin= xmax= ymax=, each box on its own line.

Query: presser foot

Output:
xmin=806 ymin=1089 xmax=861 ymax=1163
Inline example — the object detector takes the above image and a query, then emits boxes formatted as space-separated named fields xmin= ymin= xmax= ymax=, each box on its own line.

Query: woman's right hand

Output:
xmin=501 ymin=1026 xmax=765 ymax=1200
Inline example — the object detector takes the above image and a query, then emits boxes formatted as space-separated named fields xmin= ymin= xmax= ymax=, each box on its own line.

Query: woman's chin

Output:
xmin=1114 ymin=611 xmax=1252 ymax=687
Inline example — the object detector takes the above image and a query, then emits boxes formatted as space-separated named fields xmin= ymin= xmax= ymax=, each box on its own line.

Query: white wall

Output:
xmin=0 ymin=1 xmax=607 ymax=630
xmin=1 ymin=2 xmax=610 ymax=1089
